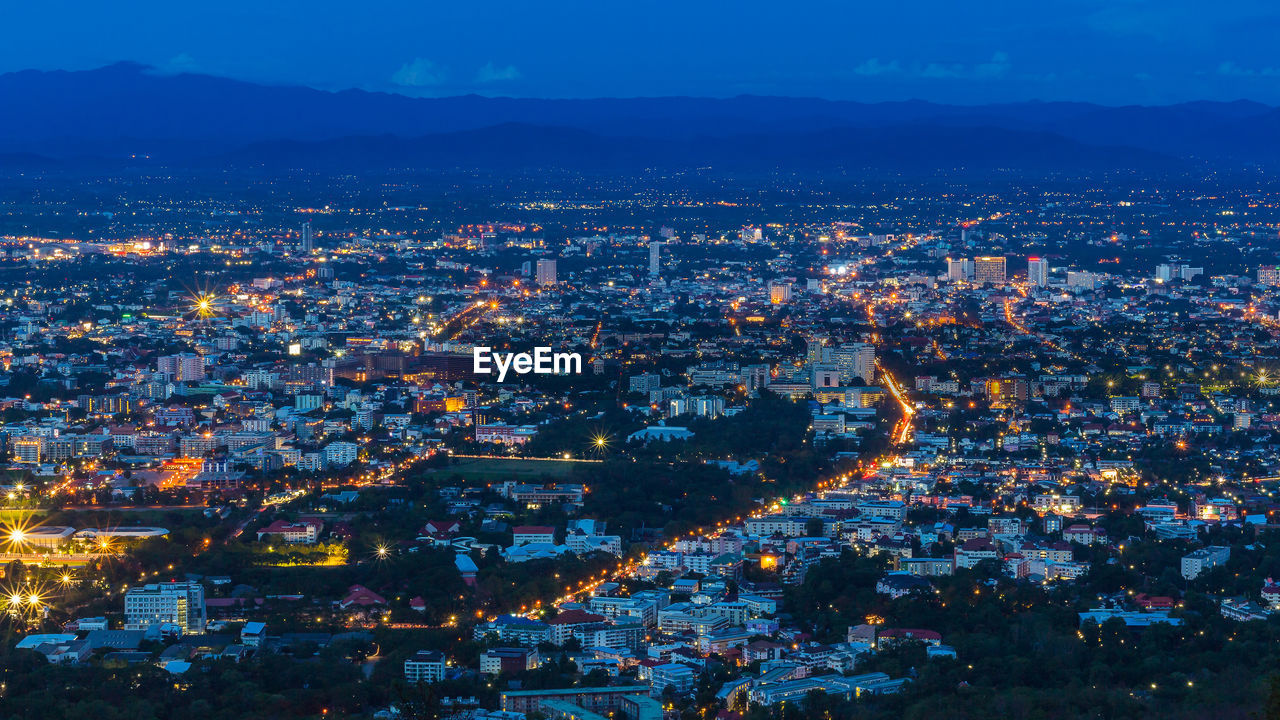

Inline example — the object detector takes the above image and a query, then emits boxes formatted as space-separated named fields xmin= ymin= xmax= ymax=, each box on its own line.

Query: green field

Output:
xmin=423 ymin=456 xmax=588 ymax=482
xmin=0 ymin=508 xmax=46 ymax=525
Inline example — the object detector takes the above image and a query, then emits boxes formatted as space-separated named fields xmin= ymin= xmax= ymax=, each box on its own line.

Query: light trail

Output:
xmin=878 ymin=361 xmax=916 ymax=446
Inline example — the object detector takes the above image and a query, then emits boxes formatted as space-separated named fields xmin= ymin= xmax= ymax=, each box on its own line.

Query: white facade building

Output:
xmin=124 ymin=581 xmax=206 ymax=635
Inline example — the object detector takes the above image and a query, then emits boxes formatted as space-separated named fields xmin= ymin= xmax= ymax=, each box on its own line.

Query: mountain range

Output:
xmin=1 ymin=62 xmax=1277 ymax=173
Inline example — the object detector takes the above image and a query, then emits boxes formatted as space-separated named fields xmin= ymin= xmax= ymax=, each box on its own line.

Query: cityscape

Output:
xmin=5 ymin=4 xmax=1280 ymax=720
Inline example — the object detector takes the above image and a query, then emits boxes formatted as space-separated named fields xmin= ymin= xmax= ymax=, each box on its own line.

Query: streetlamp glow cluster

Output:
xmin=588 ymin=431 xmax=612 ymax=456
xmin=2 ymin=579 xmax=49 ymax=627
xmin=190 ymin=290 xmax=220 ymax=321
xmin=2 ymin=519 xmax=34 ymax=552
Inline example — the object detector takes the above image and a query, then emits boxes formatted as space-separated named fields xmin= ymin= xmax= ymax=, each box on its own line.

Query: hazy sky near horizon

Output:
xmin=5 ymin=0 xmax=1280 ymax=104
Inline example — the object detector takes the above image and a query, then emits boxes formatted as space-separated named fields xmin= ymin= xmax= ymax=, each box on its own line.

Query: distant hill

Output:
xmin=0 ymin=63 xmax=1274 ymax=172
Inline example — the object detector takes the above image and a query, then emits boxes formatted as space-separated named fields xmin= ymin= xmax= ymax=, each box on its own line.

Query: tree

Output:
xmin=1268 ymin=674 xmax=1280 ymax=720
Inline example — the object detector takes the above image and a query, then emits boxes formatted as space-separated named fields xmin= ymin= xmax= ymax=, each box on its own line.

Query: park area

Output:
xmin=421 ymin=455 xmax=590 ymax=482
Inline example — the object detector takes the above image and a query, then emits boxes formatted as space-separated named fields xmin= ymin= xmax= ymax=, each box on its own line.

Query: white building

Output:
xmin=1033 ymin=494 xmax=1081 ymax=515
xmin=567 ymin=532 xmax=623 ymax=556
xmin=649 ymin=662 xmax=696 ymax=694
xmin=589 ymin=596 xmax=660 ymax=626
xmin=124 ymin=581 xmax=206 ymax=635
xmin=947 ymin=258 xmax=974 ymax=282
xmin=475 ymin=423 xmax=539 ymax=446
xmin=535 ymin=259 xmax=557 ymax=286
xmin=857 ymin=500 xmax=908 ymax=521
xmin=629 ymin=373 xmax=662 ymax=394
xmin=157 ymin=353 xmax=207 ymax=382
xmin=298 ymin=452 xmax=325 ymax=471
xmin=830 ymin=343 xmax=875 ymax=384
xmin=649 ymin=241 xmax=663 ymax=277
xmin=744 ymin=515 xmax=808 ymax=538
xmin=405 ymin=650 xmax=447 ymax=683
xmin=1027 ymin=257 xmax=1048 ymax=287
xmin=324 ymin=441 xmax=359 ymax=467
xmin=257 ymin=519 xmax=323 ymax=544
xmin=1182 ymin=546 xmax=1231 ymax=580
xmin=512 ymin=526 xmax=556 ymax=546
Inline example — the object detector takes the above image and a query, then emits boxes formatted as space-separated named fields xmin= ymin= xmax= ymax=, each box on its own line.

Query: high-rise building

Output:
xmin=831 ymin=343 xmax=876 ymax=384
xmin=688 ymin=395 xmax=726 ymax=418
xmin=806 ymin=336 xmax=828 ymax=365
xmin=325 ymin=441 xmax=359 ymax=467
xmin=648 ymin=241 xmax=663 ymax=277
xmin=769 ymin=282 xmax=791 ymax=304
xmin=124 ymin=581 xmax=206 ymax=634
xmin=628 ymin=373 xmax=662 ymax=394
xmin=536 ymin=259 xmax=557 ymax=286
xmin=946 ymin=258 xmax=974 ymax=282
xmin=13 ymin=436 xmax=42 ymax=464
xmin=1260 ymin=265 xmax=1280 ymax=286
xmin=1027 ymin=257 xmax=1048 ymax=287
xmin=811 ymin=364 xmax=841 ymax=390
xmin=1156 ymin=264 xmax=1204 ymax=283
xmin=157 ymin=353 xmax=206 ymax=382
xmin=1066 ymin=271 xmax=1097 ymax=291
xmin=300 ymin=221 xmax=313 ymax=253
xmin=974 ymin=257 xmax=1006 ymax=285
xmin=740 ymin=364 xmax=771 ymax=393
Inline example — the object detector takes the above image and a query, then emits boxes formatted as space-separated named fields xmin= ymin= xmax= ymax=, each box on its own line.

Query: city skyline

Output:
xmin=6 ymin=5 xmax=1280 ymax=720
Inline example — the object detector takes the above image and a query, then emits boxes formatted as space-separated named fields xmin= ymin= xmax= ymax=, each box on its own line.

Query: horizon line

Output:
xmin=2 ymin=61 xmax=1275 ymax=109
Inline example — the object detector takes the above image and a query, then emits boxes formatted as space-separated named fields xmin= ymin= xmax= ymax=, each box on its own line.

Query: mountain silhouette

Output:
xmin=0 ymin=63 xmax=1272 ymax=172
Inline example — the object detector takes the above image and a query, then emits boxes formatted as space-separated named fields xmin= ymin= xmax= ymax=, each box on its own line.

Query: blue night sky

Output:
xmin=5 ymin=0 xmax=1280 ymax=104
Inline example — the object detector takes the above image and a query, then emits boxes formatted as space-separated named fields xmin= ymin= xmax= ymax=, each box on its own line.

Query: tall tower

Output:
xmin=806 ymin=336 xmax=829 ymax=365
xmin=649 ymin=241 xmax=663 ymax=278
xmin=536 ymin=259 xmax=557 ymax=286
xmin=947 ymin=258 xmax=974 ymax=282
xmin=974 ymin=256 xmax=1006 ymax=285
xmin=301 ymin=221 xmax=314 ymax=253
xmin=1027 ymin=257 xmax=1048 ymax=287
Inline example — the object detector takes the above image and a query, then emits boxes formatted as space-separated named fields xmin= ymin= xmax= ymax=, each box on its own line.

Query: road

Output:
xmin=878 ymin=360 xmax=916 ymax=446
xmin=507 ymin=292 xmax=921 ymax=617
xmin=0 ymin=553 xmax=105 ymax=565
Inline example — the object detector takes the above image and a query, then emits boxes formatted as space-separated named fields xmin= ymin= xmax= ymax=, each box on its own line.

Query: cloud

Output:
xmin=850 ymin=52 xmax=1010 ymax=81
xmin=476 ymin=62 xmax=521 ymax=83
xmin=1217 ymin=61 xmax=1280 ymax=77
xmin=919 ymin=62 xmax=964 ymax=79
xmin=154 ymin=53 xmax=199 ymax=75
xmin=921 ymin=52 xmax=1010 ymax=80
xmin=853 ymin=58 xmax=902 ymax=77
xmin=391 ymin=58 xmax=448 ymax=87
xmin=975 ymin=51 xmax=1011 ymax=78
